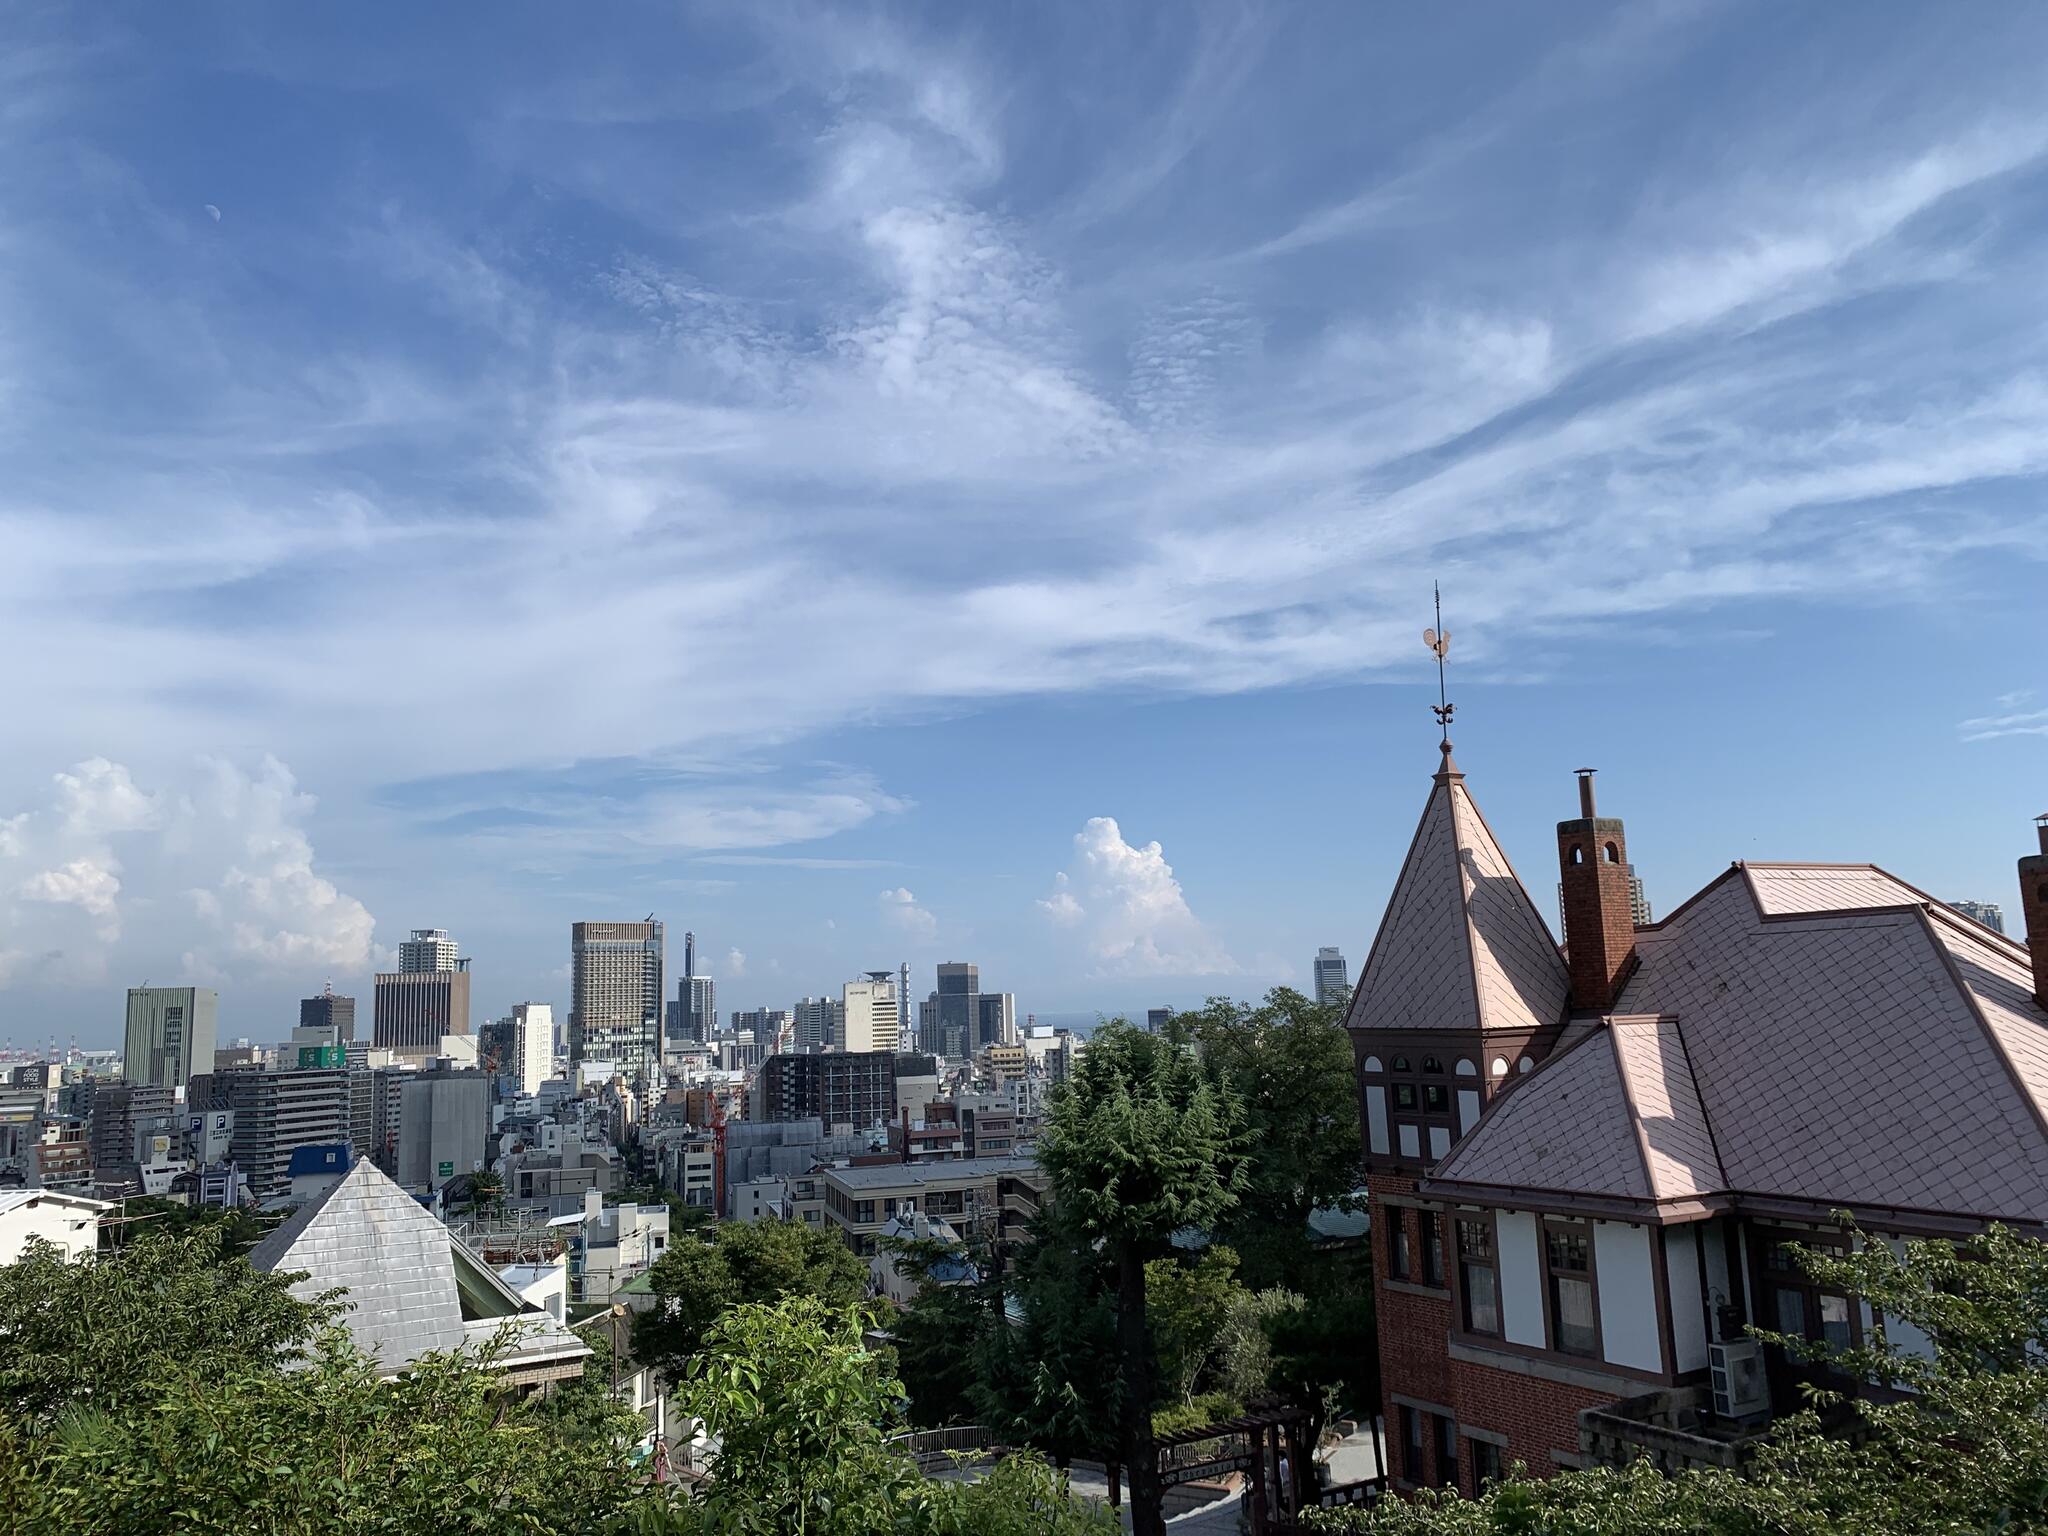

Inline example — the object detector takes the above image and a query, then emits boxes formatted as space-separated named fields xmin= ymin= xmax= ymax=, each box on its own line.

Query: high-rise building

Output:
xmin=394 ymin=1069 xmax=489 ymax=1192
xmin=299 ymin=987 xmax=356 ymax=1043
xmin=665 ymin=930 xmax=717 ymax=1051
xmin=898 ymin=962 xmax=912 ymax=1050
xmin=398 ymin=928 xmax=460 ymax=973
xmin=1145 ymin=1008 xmax=1173 ymax=1033
xmin=1950 ymin=899 xmax=2006 ymax=935
xmin=570 ymin=920 xmax=665 ymax=1080
xmin=843 ymin=973 xmax=901 ymax=1054
xmin=88 ymin=1081 xmax=177 ymax=1181
xmin=511 ymin=1002 xmax=554 ymax=1096
xmin=936 ymin=962 xmax=979 ymax=1059
xmin=758 ymin=1050 xmax=925 ymax=1132
xmin=793 ymin=996 xmax=843 ymax=1050
xmin=976 ymin=991 xmax=1016 ymax=1048
xmin=217 ymin=1064 xmax=346 ymax=1199
xmin=373 ymin=970 xmax=471 ymax=1060
xmin=1313 ymin=947 xmax=1351 ymax=1008
xmin=123 ymin=987 xmax=219 ymax=1096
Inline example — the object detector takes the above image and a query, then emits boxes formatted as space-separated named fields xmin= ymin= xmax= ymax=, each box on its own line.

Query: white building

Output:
xmin=551 ymin=1188 xmax=670 ymax=1303
xmin=0 ymin=1188 xmax=111 ymax=1263
xmin=511 ymin=1002 xmax=555 ymax=1096
xmin=842 ymin=973 xmax=900 ymax=1054
xmin=731 ymin=1176 xmax=786 ymax=1223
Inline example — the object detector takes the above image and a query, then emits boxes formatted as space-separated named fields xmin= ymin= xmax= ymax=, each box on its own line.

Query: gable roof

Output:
xmin=1346 ymin=751 xmax=1572 ymax=1036
xmin=1426 ymin=860 xmax=2048 ymax=1226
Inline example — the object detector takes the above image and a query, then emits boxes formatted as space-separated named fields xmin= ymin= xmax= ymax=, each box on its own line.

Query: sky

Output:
xmin=2 ymin=3 xmax=2045 ymax=1051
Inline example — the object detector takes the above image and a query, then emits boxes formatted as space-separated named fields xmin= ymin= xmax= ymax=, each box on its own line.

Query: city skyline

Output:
xmin=1 ymin=5 xmax=2045 ymax=1043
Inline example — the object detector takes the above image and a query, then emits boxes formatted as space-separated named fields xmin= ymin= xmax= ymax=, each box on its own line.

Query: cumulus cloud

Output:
xmin=0 ymin=755 xmax=376 ymax=989
xmin=879 ymin=886 xmax=938 ymax=943
xmin=1039 ymin=817 xmax=1237 ymax=977
xmin=726 ymin=946 xmax=747 ymax=978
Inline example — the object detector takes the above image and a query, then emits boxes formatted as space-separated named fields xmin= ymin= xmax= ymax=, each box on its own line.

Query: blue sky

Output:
xmin=2 ymin=3 xmax=2045 ymax=1049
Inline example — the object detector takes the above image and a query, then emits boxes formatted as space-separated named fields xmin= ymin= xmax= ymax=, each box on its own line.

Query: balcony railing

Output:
xmin=1578 ymin=1386 xmax=1768 ymax=1474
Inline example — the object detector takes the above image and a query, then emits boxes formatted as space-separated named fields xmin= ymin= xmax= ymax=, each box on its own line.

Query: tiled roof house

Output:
xmin=251 ymin=1157 xmax=590 ymax=1388
xmin=1349 ymin=741 xmax=2048 ymax=1496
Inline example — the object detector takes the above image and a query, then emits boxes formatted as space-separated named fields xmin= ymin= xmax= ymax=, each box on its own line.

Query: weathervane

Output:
xmin=1424 ymin=583 xmax=1453 ymax=750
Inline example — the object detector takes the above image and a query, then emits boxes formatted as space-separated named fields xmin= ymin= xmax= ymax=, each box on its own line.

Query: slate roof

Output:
xmin=1345 ymin=749 xmax=1572 ymax=1036
xmin=1424 ymin=860 xmax=2048 ymax=1225
xmin=252 ymin=1159 xmax=588 ymax=1376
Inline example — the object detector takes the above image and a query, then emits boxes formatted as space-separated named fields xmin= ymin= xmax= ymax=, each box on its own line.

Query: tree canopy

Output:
xmin=1038 ymin=1020 xmax=1247 ymax=1536
xmin=631 ymin=1216 xmax=868 ymax=1387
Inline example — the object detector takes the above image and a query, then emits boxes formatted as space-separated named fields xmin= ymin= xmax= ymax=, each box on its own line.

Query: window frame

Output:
xmin=1455 ymin=1213 xmax=1501 ymax=1337
xmin=1387 ymin=1207 xmax=1412 ymax=1282
xmin=1541 ymin=1219 xmax=1601 ymax=1359
xmin=1399 ymin=1406 xmax=1424 ymax=1485
xmin=1431 ymin=1412 xmax=1458 ymax=1490
xmin=1418 ymin=1208 xmax=1445 ymax=1287
xmin=1470 ymin=1436 xmax=1502 ymax=1489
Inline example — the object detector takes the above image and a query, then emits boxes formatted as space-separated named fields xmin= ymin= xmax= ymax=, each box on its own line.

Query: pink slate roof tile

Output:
xmin=1431 ymin=1030 xmax=1651 ymax=1199
xmin=1346 ymin=767 xmax=1571 ymax=1036
xmin=1422 ymin=845 xmax=2048 ymax=1224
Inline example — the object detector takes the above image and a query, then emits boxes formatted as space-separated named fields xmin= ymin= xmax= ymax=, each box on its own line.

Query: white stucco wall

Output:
xmin=1496 ymin=1210 xmax=1546 ymax=1348
xmin=1664 ymin=1225 xmax=1709 ymax=1373
xmin=1595 ymin=1221 xmax=1661 ymax=1372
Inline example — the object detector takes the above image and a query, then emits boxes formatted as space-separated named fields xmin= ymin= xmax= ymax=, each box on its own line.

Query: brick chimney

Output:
xmin=1557 ymin=769 xmax=1638 ymax=1012
xmin=2021 ymin=814 xmax=2048 ymax=1008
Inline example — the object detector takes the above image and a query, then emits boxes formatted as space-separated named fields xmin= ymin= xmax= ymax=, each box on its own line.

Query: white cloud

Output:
xmin=1958 ymin=706 xmax=2048 ymax=742
xmin=879 ymin=886 xmax=938 ymax=943
xmin=0 ymin=754 xmax=376 ymax=987
xmin=725 ymin=946 xmax=747 ymax=978
xmin=1040 ymin=817 xmax=1237 ymax=978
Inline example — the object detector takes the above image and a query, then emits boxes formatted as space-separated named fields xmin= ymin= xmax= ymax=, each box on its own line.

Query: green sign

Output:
xmin=297 ymin=1044 xmax=344 ymax=1069
xmin=437 ymin=1161 xmax=455 ymax=1179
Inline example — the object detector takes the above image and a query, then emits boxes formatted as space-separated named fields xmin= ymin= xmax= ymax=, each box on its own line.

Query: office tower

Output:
xmin=1313 ymin=947 xmax=1351 ymax=1008
xmin=395 ymin=1069 xmax=489 ymax=1192
xmin=667 ymin=929 xmax=717 ymax=1050
xmin=1146 ymin=1008 xmax=1172 ymax=1033
xmin=373 ymin=971 xmax=471 ymax=1060
xmin=792 ymin=995 xmax=843 ymax=1050
xmin=299 ymin=987 xmax=356 ymax=1043
xmin=123 ymin=987 xmax=219 ymax=1096
xmin=570 ymin=920 xmax=666 ymax=1080
xmin=976 ymin=991 xmax=1016 ymax=1048
xmin=730 ymin=1007 xmax=791 ymax=1040
xmin=843 ymin=972 xmax=901 ymax=1054
xmin=88 ymin=1081 xmax=177 ymax=1179
xmin=218 ymin=1064 xmax=346 ymax=1199
xmin=898 ymin=961 xmax=911 ymax=1050
xmin=1950 ymin=899 xmax=2006 ymax=935
xmin=935 ymin=962 xmax=979 ymax=1059
xmin=511 ymin=1002 xmax=554 ymax=1096
xmin=757 ymin=1050 xmax=901 ymax=1132
xmin=398 ymin=928 xmax=460 ymax=973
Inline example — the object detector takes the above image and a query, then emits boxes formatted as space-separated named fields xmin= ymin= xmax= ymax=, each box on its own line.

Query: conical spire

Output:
xmin=1346 ymin=755 xmax=1571 ymax=1036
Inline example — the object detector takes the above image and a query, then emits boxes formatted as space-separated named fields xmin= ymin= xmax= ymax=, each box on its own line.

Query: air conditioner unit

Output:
xmin=1708 ymin=1339 xmax=1768 ymax=1420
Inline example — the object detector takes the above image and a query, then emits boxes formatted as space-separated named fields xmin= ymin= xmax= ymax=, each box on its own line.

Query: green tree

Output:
xmin=674 ymin=1293 xmax=931 ymax=1535
xmin=1146 ymin=1246 xmax=1246 ymax=1407
xmin=1038 ymin=1020 xmax=1247 ymax=1536
xmin=632 ymin=1217 xmax=868 ymax=1386
xmin=972 ymin=1207 xmax=1125 ymax=1471
xmin=1174 ymin=988 xmax=1361 ymax=1290
xmin=0 ymin=1228 xmax=328 ymax=1426
xmin=886 ymin=1234 xmax=996 ymax=1429
xmin=99 ymin=1194 xmax=270 ymax=1258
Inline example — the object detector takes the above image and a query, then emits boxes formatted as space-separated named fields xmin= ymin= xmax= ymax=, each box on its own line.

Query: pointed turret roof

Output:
xmin=1345 ymin=746 xmax=1572 ymax=1035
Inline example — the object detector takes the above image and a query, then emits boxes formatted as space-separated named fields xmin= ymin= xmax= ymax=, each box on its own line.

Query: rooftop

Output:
xmin=824 ymin=1153 xmax=1041 ymax=1191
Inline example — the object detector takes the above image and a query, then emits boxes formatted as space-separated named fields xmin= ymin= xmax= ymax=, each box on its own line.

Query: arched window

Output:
xmin=1391 ymin=1055 xmax=1411 ymax=1074
xmin=1421 ymin=1055 xmax=1444 ymax=1074
xmin=1454 ymin=1058 xmax=1477 ymax=1077
xmin=1490 ymin=1056 xmax=1509 ymax=1078
xmin=1569 ymin=845 xmax=1585 ymax=865
xmin=1363 ymin=1056 xmax=1383 ymax=1074
xmin=1604 ymin=842 xmax=1620 ymax=864
xmin=1517 ymin=1055 xmax=1534 ymax=1073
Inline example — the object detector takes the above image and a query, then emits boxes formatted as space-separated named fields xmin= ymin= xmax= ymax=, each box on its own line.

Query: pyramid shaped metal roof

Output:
xmin=1345 ymin=748 xmax=1572 ymax=1036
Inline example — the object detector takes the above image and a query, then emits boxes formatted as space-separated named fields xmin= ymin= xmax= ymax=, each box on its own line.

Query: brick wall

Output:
xmin=1372 ymin=1169 xmax=1619 ymax=1496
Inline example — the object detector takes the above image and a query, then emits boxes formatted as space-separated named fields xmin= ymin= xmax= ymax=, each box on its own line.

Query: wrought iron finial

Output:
xmin=1423 ymin=583 xmax=1453 ymax=750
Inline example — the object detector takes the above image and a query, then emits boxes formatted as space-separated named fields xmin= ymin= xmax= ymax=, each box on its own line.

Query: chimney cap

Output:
xmin=1575 ymin=767 xmax=1598 ymax=777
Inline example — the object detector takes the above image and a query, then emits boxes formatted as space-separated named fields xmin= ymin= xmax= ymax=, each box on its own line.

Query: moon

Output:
xmin=204 ymin=204 xmax=221 ymax=223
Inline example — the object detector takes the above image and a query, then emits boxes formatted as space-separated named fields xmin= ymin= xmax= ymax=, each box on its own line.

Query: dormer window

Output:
xmin=1422 ymin=1055 xmax=1444 ymax=1074
xmin=1391 ymin=1055 xmax=1411 ymax=1073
